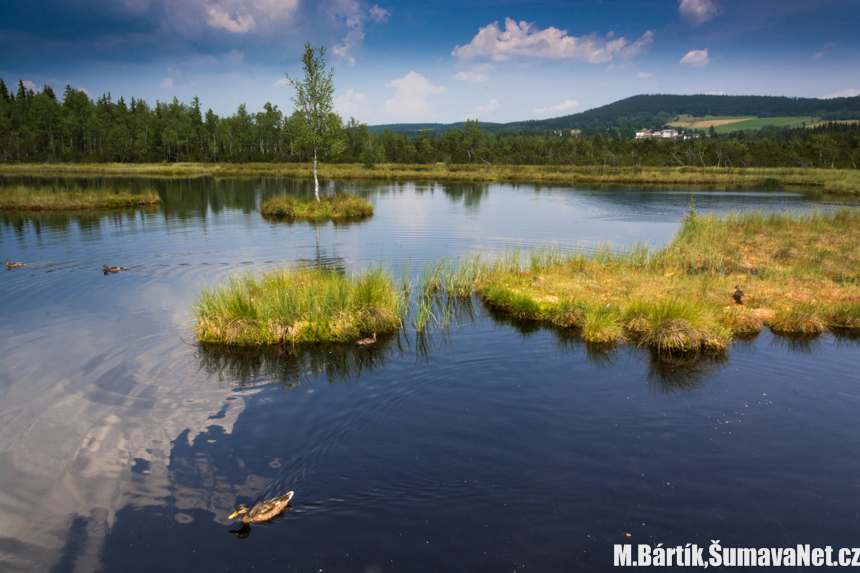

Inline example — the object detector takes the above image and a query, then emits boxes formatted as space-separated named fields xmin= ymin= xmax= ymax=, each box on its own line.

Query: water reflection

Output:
xmin=645 ymin=351 xmax=729 ymax=394
xmin=196 ymin=337 xmax=397 ymax=389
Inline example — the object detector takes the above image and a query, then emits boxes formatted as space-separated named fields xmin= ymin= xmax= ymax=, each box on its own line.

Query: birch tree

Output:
xmin=285 ymin=44 xmax=345 ymax=200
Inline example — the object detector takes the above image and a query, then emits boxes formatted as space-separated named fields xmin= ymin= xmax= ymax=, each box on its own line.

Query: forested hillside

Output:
xmin=1 ymin=77 xmax=858 ymax=169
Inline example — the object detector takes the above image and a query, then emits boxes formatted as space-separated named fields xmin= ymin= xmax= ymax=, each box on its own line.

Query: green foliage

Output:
xmin=284 ymin=44 xmax=346 ymax=198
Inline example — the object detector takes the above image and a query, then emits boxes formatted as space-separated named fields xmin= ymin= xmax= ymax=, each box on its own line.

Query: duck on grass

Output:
xmin=260 ymin=192 xmax=373 ymax=220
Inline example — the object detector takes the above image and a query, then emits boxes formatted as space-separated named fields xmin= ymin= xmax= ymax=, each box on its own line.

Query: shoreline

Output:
xmin=1 ymin=163 xmax=858 ymax=194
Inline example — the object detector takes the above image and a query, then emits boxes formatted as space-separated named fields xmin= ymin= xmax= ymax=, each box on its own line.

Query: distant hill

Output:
xmin=369 ymin=94 xmax=860 ymax=135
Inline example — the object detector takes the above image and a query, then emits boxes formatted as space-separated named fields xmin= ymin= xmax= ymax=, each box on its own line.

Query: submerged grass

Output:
xmin=194 ymin=266 xmax=404 ymax=345
xmin=260 ymin=193 xmax=373 ymax=219
xmin=476 ymin=208 xmax=860 ymax=353
xmin=0 ymin=184 xmax=161 ymax=210
xmin=2 ymin=163 xmax=859 ymax=194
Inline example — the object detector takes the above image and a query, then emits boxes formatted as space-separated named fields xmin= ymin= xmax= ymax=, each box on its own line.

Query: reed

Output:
xmin=0 ymin=184 xmax=161 ymax=210
xmin=194 ymin=265 xmax=404 ymax=345
xmin=260 ymin=193 xmax=373 ymax=219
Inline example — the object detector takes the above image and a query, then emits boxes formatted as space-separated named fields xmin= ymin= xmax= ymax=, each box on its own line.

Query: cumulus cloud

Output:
xmin=329 ymin=1 xmax=390 ymax=66
xmin=534 ymin=99 xmax=580 ymax=114
xmin=454 ymin=71 xmax=489 ymax=82
xmin=821 ymin=88 xmax=860 ymax=99
xmin=680 ymin=49 xmax=710 ymax=67
xmin=678 ymin=0 xmax=719 ymax=25
xmin=273 ymin=77 xmax=289 ymax=88
xmin=636 ymin=72 xmax=653 ymax=78
xmin=160 ymin=78 xmax=174 ymax=89
xmin=22 ymin=80 xmax=37 ymax=91
xmin=199 ymin=0 xmax=297 ymax=35
xmin=452 ymin=18 xmax=653 ymax=63
xmin=334 ymin=88 xmax=371 ymax=118
xmin=206 ymin=7 xmax=256 ymax=33
xmin=476 ymin=99 xmax=500 ymax=114
xmin=382 ymin=71 xmax=446 ymax=118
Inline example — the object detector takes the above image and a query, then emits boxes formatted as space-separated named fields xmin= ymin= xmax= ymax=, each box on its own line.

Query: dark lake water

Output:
xmin=2 ymin=176 xmax=859 ymax=572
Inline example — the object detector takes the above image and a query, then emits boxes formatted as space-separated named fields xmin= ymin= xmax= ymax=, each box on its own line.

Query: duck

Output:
xmin=5 ymin=259 xmax=24 ymax=269
xmin=732 ymin=285 xmax=746 ymax=305
xmin=228 ymin=491 xmax=294 ymax=523
xmin=355 ymin=332 xmax=377 ymax=347
xmin=102 ymin=264 xmax=128 ymax=273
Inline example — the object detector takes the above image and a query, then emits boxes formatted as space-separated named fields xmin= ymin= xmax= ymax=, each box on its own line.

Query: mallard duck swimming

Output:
xmin=229 ymin=491 xmax=294 ymax=523
xmin=356 ymin=332 xmax=377 ymax=347
xmin=102 ymin=264 xmax=128 ymax=273
xmin=732 ymin=285 xmax=746 ymax=305
xmin=5 ymin=259 xmax=24 ymax=268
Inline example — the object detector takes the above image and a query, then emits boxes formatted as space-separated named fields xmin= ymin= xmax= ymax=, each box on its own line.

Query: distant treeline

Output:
xmin=1 ymin=78 xmax=858 ymax=169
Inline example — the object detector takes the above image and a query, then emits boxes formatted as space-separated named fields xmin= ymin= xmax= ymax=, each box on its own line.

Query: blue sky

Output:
xmin=1 ymin=0 xmax=858 ymax=124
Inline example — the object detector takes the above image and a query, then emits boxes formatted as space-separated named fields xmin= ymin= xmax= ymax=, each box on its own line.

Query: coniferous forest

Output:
xmin=1 ymin=78 xmax=859 ymax=169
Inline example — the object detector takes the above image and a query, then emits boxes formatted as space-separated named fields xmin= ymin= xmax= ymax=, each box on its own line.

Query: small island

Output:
xmin=0 ymin=185 xmax=161 ymax=211
xmin=193 ymin=266 xmax=402 ymax=345
xmin=260 ymin=193 xmax=373 ymax=220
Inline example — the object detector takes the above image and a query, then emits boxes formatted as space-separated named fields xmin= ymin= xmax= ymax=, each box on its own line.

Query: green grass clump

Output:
xmin=260 ymin=193 xmax=373 ymax=219
xmin=194 ymin=266 xmax=404 ymax=345
xmin=0 ymin=185 xmax=160 ymax=210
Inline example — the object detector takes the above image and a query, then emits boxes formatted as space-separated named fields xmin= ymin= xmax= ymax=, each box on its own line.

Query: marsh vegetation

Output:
xmin=193 ymin=207 xmax=860 ymax=355
xmin=259 ymin=193 xmax=373 ymax=219
xmin=0 ymin=184 xmax=161 ymax=210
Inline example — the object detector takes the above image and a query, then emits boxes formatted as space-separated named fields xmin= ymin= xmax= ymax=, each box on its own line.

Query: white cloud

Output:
xmin=705 ymin=90 xmax=726 ymax=95
xmin=273 ymin=77 xmax=289 ymax=88
xmin=329 ymin=1 xmax=390 ymax=66
xmin=206 ymin=7 xmax=256 ymax=33
xmin=680 ymin=49 xmax=710 ymax=67
xmin=476 ymin=99 xmax=500 ymax=114
xmin=678 ymin=0 xmax=718 ymax=25
xmin=454 ymin=71 xmax=488 ymax=83
xmin=452 ymin=18 xmax=653 ymax=63
xmin=369 ymin=4 xmax=389 ymax=22
xmin=160 ymin=77 xmax=174 ymax=89
xmin=534 ymin=99 xmax=580 ymax=114
xmin=22 ymin=80 xmax=37 ymax=91
xmin=821 ymin=88 xmax=860 ymax=99
xmin=382 ymin=71 xmax=446 ymax=118
xmin=636 ymin=72 xmax=653 ymax=78
xmin=334 ymin=88 xmax=371 ymax=118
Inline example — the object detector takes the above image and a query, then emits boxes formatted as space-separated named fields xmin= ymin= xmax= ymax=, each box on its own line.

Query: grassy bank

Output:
xmin=1 ymin=163 xmax=858 ymax=194
xmin=0 ymin=184 xmax=161 ymax=210
xmin=476 ymin=209 xmax=860 ymax=353
xmin=193 ymin=266 xmax=405 ymax=345
xmin=260 ymin=193 xmax=373 ymax=219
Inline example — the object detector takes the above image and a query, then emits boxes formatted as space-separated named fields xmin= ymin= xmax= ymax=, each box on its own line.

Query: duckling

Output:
xmin=732 ymin=285 xmax=746 ymax=305
xmin=5 ymin=259 xmax=24 ymax=269
xmin=102 ymin=264 xmax=128 ymax=274
xmin=356 ymin=332 xmax=377 ymax=347
xmin=228 ymin=491 xmax=294 ymax=524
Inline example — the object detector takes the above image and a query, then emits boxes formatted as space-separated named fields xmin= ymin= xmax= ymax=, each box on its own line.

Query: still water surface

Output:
xmin=1 ymin=177 xmax=859 ymax=571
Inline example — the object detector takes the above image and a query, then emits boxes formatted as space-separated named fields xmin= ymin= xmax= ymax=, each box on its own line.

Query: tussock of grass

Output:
xmin=260 ymin=193 xmax=374 ymax=219
xmin=476 ymin=208 xmax=860 ymax=352
xmin=0 ymin=184 xmax=161 ymax=210
xmin=194 ymin=266 xmax=403 ymax=345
